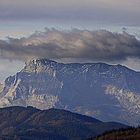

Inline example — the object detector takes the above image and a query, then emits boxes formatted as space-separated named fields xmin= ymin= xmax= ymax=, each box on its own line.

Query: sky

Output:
xmin=0 ymin=0 xmax=140 ymax=81
xmin=0 ymin=0 xmax=140 ymax=26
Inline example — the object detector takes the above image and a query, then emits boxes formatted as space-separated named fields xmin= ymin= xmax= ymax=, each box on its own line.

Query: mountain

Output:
xmin=0 ymin=106 xmax=127 ymax=140
xmin=0 ymin=83 xmax=3 ymax=93
xmin=87 ymin=127 xmax=140 ymax=140
xmin=0 ymin=59 xmax=140 ymax=125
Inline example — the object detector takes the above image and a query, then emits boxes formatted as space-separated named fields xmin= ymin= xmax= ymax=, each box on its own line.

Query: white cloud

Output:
xmin=0 ymin=29 xmax=140 ymax=62
xmin=0 ymin=59 xmax=24 ymax=81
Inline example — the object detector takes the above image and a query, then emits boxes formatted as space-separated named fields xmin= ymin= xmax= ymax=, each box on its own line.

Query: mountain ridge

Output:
xmin=0 ymin=106 xmax=128 ymax=140
xmin=0 ymin=58 xmax=140 ymax=125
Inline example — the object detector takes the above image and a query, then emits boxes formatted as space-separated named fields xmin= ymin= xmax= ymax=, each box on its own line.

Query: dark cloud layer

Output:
xmin=0 ymin=29 xmax=140 ymax=62
xmin=0 ymin=0 xmax=140 ymax=25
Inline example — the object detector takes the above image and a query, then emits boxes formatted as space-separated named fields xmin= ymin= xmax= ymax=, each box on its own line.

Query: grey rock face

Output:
xmin=0 ymin=59 xmax=140 ymax=125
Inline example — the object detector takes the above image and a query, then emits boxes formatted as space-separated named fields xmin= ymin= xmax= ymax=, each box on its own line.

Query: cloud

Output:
xmin=0 ymin=28 xmax=140 ymax=62
xmin=0 ymin=59 xmax=24 ymax=81
xmin=0 ymin=0 xmax=140 ymax=25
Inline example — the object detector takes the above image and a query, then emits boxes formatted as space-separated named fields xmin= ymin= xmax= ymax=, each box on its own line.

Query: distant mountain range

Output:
xmin=0 ymin=59 xmax=140 ymax=125
xmin=0 ymin=106 xmax=127 ymax=140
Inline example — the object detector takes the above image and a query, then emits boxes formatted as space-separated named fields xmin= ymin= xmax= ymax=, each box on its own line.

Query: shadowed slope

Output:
xmin=0 ymin=106 xmax=127 ymax=140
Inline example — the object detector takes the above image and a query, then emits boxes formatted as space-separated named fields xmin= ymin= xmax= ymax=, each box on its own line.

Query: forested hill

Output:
xmin=87 ymin=127 xmax=140 ymax=140
xmin=0 ymin=106 xmax=127 ymax=140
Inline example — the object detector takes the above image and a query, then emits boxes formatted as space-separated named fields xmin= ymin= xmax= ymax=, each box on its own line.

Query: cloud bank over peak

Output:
xmin=0 ymin=28 xmax=140 ymax=62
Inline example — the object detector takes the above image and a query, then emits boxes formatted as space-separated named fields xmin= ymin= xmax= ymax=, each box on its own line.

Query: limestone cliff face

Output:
xmin=0 ymin=83 xmax=3 ymax=93
xmin=0 ymin=58 xmax=140 ymax=125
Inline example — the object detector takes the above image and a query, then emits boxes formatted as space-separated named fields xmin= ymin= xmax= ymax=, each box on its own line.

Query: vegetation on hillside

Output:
xmin=87 ymin=127 xmax=140 ymax=140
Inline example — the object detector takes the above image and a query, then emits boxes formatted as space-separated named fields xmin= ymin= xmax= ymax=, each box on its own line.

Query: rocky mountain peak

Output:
xmin=23 ymin=58 xmax=57 ymax=73
xmin=0 ymin=59 xmax=140 ymax=125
